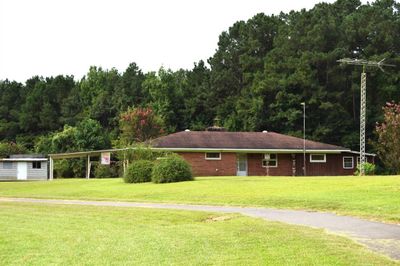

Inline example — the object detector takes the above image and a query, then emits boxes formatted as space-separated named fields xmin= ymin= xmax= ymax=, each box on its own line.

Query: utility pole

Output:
xmin=300 ymin=102 xmax=306 ymax=176
xmin=337 ymin=58 xmax=394 ymax=175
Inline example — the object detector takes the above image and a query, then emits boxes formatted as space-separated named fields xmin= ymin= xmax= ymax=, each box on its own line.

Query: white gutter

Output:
xmin=346 ymin=150 xmax=376 ymax=157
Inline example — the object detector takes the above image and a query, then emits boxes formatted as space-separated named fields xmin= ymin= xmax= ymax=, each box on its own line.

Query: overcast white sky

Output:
xmin=0 ymin=0 xmax=369 ymax=82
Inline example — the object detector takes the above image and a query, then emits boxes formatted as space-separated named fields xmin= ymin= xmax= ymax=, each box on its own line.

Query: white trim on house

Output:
xmin=310 ymin=154 xmax=326 ymax=163
xmin=343 ymin=156 xmax=354 ymax=169
xmin=205 ymin=152 xmax=221 ymax=160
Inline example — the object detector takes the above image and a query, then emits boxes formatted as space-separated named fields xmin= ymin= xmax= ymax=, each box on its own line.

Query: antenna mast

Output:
xmin=337 ymin=58 xmax=394 ymax=175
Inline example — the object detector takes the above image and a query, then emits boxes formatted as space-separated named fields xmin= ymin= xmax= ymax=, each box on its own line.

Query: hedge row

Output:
xmin=123 ymin=155 xmax=193 ymax=184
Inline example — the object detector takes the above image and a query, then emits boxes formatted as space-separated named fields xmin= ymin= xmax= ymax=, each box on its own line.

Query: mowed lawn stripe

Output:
xmin=0 ymin=202 xmax=397 ymax=265
xmin=0 ymin=175 xmax=399 ymax=223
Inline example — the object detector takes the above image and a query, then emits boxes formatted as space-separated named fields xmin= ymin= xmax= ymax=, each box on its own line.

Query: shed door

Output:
xmin=236 ymin=154 xmax=247 ymax=176
xmin=17 ymin=162 xmax=28 ymax=180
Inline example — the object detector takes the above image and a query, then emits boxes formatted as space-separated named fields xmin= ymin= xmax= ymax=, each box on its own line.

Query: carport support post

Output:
xmin=86 ymin=155 xmax=91 ymax=179
xmin=49 ymin=157 xmax=54 ymax=180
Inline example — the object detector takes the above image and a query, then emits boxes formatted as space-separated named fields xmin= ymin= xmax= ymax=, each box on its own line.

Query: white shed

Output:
xmin=0 ymin=155 xmax=48 ymax=181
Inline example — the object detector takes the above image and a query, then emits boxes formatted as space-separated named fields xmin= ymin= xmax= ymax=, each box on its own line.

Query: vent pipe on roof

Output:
xmin=206 ymin=117 xmax=227 ymax=132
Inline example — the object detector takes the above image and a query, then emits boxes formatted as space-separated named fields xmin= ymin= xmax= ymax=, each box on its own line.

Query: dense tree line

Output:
xmin=1 ymin=0 xmax=399 ymax=157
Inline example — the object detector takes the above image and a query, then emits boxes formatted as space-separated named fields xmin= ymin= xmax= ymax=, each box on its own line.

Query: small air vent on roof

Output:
xmin=206 ymin=126 xmax=226 ymax=132
xmin=262 ymin=130 xmax=268 ymax=133
xmin=185 ymin=129 xmax=190 ymax=132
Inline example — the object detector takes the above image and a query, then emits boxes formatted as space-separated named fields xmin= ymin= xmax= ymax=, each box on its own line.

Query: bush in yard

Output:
xmin=354 ymin=162 xmax=375 ymax=176
xmin=54 ymin=158 xmax=86 ymax=178
xmin=94 ymin=164 xmax=119 ymax=178
xmin=151 ymin=155 xmax=193 ymax=183
xmin=124 ymin=160 xmax=154 ymax=183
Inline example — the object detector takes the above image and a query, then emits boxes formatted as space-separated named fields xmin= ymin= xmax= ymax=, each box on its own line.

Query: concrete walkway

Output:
xmin=1 ymin=197 xmax=399 ymax=260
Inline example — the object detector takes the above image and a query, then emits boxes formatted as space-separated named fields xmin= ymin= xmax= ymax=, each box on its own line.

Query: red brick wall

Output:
xmin=177 ymin=152 xmax=236 ymax=176
xmin=248 ymin=153 xmax=294 ymax=176
xmin=297 ymin=154 xmax=353 ymax=176
xmin=176 ymin=152 xmax=374 ymax=176
xmin=295 ymin=153 xmax=374 ymax=176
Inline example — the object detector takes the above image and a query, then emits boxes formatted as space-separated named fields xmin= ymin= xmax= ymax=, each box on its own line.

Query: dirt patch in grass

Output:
xmin=204 ymin=215 xmax=235 ymax=222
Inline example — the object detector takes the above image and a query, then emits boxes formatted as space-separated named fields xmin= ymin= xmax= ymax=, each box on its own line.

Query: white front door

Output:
xmin=17 ymin=162 xmax=28 ymax=180
xmin=236 ymin=154 xmax=247 ymax=176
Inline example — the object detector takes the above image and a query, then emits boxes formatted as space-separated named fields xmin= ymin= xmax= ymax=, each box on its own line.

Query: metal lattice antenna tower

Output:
xmin=360 ymin=71 xmax=366 ymax=175
xmin=337 ymin=58 xmax=395 ymax=175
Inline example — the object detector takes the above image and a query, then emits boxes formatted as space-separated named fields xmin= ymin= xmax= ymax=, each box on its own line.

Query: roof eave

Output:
xmin=346 ymin=150 xmax=377 ymax=157
xmin=0 ymin=158 xmax=48 ymax=162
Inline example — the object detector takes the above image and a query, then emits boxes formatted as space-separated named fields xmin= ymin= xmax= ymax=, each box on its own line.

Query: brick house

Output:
xmin=152 ymin=130 xmax=374 ymax=176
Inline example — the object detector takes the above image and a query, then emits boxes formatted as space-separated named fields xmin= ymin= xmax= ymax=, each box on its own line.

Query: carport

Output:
xmin=48 ymin=148 xmax=131 ymax=180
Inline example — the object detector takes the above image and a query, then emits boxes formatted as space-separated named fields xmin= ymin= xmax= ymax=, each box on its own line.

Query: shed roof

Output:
xmin=9 ymin=154 xmax=45 ymax=159
xmin=152 ymin=131 xmax=349 ymax=152
xmin=0 ymin=158 xmax=48 ymax=162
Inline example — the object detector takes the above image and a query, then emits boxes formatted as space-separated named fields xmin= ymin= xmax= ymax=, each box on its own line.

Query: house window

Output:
xmin=32 ymin=162 xmax=41 ymax=169
xmin=205 ymin=152 xmax=221 ymax=160
xmin=343 ymin=157 xmax=354 ymax=169
xmin=310 ymin=154 xmax=326 ymax=163
xmin=262 ymin=154 xmax=278 ymax=168
xmin=2 ymin=162 xmax=12 ymax=169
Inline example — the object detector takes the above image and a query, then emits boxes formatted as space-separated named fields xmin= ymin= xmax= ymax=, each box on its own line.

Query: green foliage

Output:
xmin=34 ymin=135 xmax=55 ymax=154
xmin=35 ymin=119 xmax=110 ymax=154
xmin=94 ymin=163 xmax=119 ymax=178
xmin=0 ymin=142 xmax=28 ymax=158
xmin=50 ymin=125 xmax=78 ymax=153
xmin=124 ymin=160 xmax=153 ymax=183
xmin=0 ymin=80 xmax=24 ymax=140
xmin=131 ymin=145 xmax=159 ymax=161
xmin=34 ymin=119 xmax=110 ymax=178
xmin=75 ymin=118 xmax=110 ymax=151
xmin=119 ymin=107 xmax=164 ymax=144
xmin=151 ymin=155 xmax=193 ymax=183
xmin=53 ymin=159 xmax=86 ymax=178
xmin=19 ymin=76 xmax=75 ymax=134
xmin=115 ymin=145 xmax=169 ymax=163
xmin=354 ymin=162 xmax=376 ymax=176
xmin=375 ymin=102 xmax=400 ymax=174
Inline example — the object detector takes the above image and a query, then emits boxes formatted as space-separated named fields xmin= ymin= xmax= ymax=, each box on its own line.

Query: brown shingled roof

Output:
xmin=152 ymin=131 xmax=348 ymax=151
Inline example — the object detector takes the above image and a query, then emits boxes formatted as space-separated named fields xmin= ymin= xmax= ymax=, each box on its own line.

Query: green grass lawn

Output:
xmin=0 ymin=175 xmax=399 ymax=223
xmin=0 ymin=202 xmax=397 ymax=265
